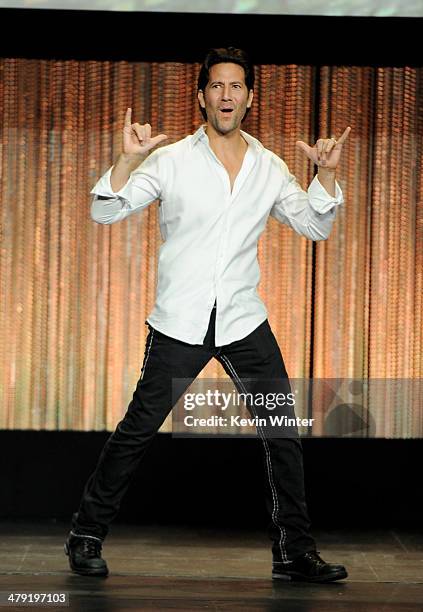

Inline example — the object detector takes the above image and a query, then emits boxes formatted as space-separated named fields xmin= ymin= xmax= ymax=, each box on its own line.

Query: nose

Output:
xmin=221 ymin=84 xmax=232 ymax=100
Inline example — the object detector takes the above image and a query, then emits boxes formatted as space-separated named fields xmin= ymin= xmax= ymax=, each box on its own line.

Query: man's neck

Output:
xmin=204 ymin=124 xmax=247 ymax=158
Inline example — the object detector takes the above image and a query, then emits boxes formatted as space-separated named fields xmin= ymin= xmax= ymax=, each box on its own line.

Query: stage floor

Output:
xmin=0 ymin=522 xmax=422 ymax=610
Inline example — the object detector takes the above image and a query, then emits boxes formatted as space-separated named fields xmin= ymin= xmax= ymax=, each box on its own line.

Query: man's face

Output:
xmin=198 ymin=62 xmax=253 ymax=135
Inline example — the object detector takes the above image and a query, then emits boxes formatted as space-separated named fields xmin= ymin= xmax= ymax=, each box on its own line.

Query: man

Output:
xmin=65 ymin=47 xmax=350 ymax=582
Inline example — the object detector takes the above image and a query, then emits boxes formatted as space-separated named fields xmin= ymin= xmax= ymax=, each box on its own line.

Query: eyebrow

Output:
xmin=209 ymin=80 xmax=243 ymax=85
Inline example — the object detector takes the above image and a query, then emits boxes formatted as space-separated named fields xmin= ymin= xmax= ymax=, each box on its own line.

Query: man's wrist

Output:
xmin=317 ymin=166 xmax=336 ymax=177
xmin=119 ymin=152 xmax=147 ymax=165
xmin=316 ymin=166 xmax=337 ymax=198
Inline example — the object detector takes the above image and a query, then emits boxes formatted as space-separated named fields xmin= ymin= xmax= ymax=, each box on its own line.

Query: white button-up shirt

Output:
xmin=90 ymin=125 xmax=344 ymax=346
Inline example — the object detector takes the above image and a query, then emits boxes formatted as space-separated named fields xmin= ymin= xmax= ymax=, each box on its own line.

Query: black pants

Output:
xmin=72 ymin=307 xmax=316 ymax=562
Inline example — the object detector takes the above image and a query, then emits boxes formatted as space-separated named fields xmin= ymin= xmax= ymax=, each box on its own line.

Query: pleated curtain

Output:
xmin=0 ymin=59 xmax=421 ymax=435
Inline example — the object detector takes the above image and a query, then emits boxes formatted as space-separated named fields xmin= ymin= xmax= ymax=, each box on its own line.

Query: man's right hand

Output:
xmin=106 ymin=109 xmax=168 ymax=193
xmin=123 ymin=108 xmax=168 ymax=158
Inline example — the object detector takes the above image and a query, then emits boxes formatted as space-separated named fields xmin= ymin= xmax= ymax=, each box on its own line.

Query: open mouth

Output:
xmin=219 ymin=108 xmax=233 ymax=113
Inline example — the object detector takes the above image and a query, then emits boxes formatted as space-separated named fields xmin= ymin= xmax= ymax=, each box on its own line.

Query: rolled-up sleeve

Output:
xmin=90 ymin=150 xmax=162 ymax=224
xmin=270 ymin=160 xmax=344 ymax=241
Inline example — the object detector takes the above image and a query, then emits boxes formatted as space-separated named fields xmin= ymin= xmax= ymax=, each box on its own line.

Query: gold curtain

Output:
xmin=0 ymin=58 xmax=421 ymax=435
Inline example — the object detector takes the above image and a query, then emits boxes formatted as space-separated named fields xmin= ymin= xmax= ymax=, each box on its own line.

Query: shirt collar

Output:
xmin=190 ymin=124 xmax=264 ymax=155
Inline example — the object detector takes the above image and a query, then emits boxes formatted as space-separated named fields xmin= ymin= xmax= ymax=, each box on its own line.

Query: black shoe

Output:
xmin=64 ymin=531 xmax=109 ymax=577
xmin=272 ymin=550 xmax=348 ymax=583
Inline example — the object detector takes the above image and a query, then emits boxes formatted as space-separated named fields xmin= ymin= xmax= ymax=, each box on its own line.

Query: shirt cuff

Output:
xmin=308 ymin=174 xmax=344 ymax=215
xmin=89 ymin=166 xmax=133 ymax=202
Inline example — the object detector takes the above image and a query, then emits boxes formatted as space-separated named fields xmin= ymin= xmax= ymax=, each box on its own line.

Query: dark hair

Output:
xmin=197 ymin=47 xmax=254 ymax=122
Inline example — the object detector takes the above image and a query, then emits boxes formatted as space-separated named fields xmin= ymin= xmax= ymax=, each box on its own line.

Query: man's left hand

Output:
xmin=296 ymin=126 xmax=351 ymax=170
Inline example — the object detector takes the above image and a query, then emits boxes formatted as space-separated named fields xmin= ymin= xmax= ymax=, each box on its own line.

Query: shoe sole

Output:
xmin=272 ymin=568 xmax=348 ymax=583
xmin=64 ymin=543 xmax=109 ymax=577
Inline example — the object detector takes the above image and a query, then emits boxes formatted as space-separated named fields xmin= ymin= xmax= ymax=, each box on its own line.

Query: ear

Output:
xmin=247 ymin=89 xmax=254 ymax=109
xmin=198 ymin=90 xmax=205 ymax=109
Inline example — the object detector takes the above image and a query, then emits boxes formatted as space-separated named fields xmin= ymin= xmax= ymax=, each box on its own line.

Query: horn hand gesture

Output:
xmin=123 ymin=108 xmax=168 ymax=157
xmin=296 ymin=126 xmax=351 ymax=170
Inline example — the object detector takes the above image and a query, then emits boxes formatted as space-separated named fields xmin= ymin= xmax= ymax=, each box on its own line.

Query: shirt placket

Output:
xmin=203 ymin=140 xmax=257 ymax=343
xmin=210 ymin=155 xmax=231 ymax=312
